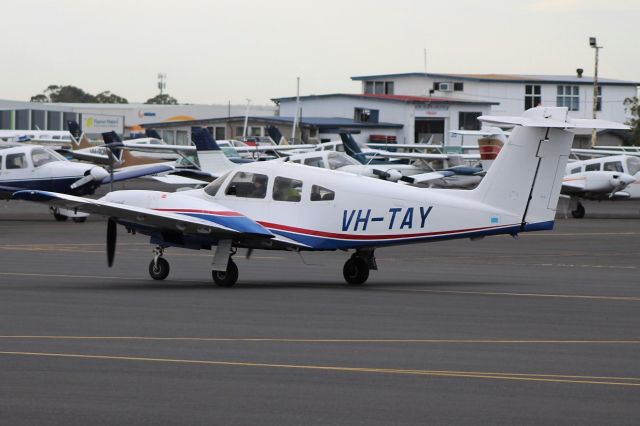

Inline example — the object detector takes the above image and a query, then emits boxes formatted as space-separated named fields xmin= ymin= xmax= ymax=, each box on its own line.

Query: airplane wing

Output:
xmin=102 ymin=164 xmax=175 ymax=184
xmin=0 ymin=184 xmax=25 ymax=200
xmin=148 ymin=175 xmax=206 ymax=186
xmin=571 ymin=148 xmax=640 ymax=158
xmin=12 ymin=190 xmax=275 ymax=240
xmin=561 ymin=178 xmax=586 ymax=194
xmin=369 ymin=151 xmax=480 ymax=161
xmin=401 ymin=171 xmax=456 ymax=185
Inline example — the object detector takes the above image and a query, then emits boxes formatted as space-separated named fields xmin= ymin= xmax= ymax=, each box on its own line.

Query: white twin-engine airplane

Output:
xmin=12 ymin=107 xmax=627 ymax=286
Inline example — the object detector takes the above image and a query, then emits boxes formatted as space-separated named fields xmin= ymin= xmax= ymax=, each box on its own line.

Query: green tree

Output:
xmin=45 ymin=85 xmax=97 ymax=103
xmin=95 ymin=91 xmax=128 ymax=104
xmin=624 ymin=96 xmax=640 ymax=145
xmin=30 ymin=94 xmax=49 ymax=103
xmin=145 ymin=93 xmax=178 ymax=105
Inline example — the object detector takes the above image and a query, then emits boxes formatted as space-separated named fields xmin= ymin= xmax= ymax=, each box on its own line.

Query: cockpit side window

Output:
xmin=225 ymin=172 xmax=269 ymax=198
xmin=603 ymin=161 xmax=624 ymax=172
xmin=5 ymin=153 xmax=27 ymax=169
xmin=570 ymin=167 xmax=581 ymax=174
xmin=311 ymin=185 xmax=335 ymax=201
xmin=304 ymin=157 xmax=325 ymax=168
xmin=273 ymin=176 xmax=302 ymax=202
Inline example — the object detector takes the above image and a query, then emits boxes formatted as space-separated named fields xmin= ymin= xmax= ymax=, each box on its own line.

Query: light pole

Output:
xmin=589 ymin=37 xmax=602 ymax=146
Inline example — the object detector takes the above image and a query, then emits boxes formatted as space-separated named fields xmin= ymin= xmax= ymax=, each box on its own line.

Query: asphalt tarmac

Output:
xmin=0 ymin=199 xmax=639 ymax=425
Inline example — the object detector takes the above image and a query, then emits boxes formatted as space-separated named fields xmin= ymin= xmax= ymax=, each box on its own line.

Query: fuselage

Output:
xmin=102 ymin=161 xmax=534 ymax=251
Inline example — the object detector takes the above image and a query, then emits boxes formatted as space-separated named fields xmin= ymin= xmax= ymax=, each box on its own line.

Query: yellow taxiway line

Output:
xmin=1 ymin=350 xmax=639 ymax=387
xmin=0 ymin=335 xmax=639 ymax=345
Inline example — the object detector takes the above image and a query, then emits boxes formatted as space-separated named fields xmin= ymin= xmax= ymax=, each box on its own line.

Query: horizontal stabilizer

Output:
xmin=479 ymin=107 xmax=630 ymax=130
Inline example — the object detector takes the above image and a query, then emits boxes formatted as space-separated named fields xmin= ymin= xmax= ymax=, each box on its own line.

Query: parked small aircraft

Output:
xmin=0 ymin=144 xmax=172 ymax=221
xmin=12 ymin=107 xmax=627 ymax=284
xmin=561 ymin=154 xmax=639 ymax=217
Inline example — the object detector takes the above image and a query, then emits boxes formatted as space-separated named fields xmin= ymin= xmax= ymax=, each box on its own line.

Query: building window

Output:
xmin=453 ymin=82 xmax=464 ymax=91
xmin=364 ymin=81 xmax=393 ymax=95
xmin=235 ymin=126 xmax=245 ymax=137
xmin=215 ymin=127 xmax=226 ymax=140
xmin=47 ymin=111 xmax=61 ymax=130
xmin=354 ymin=108 xmax=379 ymax=123
xmin=595 ymin=85 xmax=602 ymax=112
xmin=31 ymin=110 xmax=46 ymax=130
xmin=176 ymin=130 xmax=188 ymax=145
xmin=524 ymin=85 xmax=541 ymax=109
xmin=15 ymin=109 xmax=29 ymax=130
xmin=458 ymin=112 xmax=482 ymax=131
xmin=557 ymin=85 xmax=580 ymax=111
xmin=250 ymin=126 xmax=262 ymax=137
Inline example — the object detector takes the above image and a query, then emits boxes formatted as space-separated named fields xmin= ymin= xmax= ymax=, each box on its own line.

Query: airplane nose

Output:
xmin=610 ymin=173 xmax=636 ymax=189
xmin=90 ymin=166 xmax=110 ymax=182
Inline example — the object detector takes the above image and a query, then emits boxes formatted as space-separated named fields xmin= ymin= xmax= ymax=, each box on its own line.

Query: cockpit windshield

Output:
xmin=204 ymin=172 xmax=230 ymax=196
xmin=31 ymin=148 xmax=65 ymax=167
xmin=627 ymin=157 xmax=640 ymax=176
xmin=327 ymin=152 xmax=359 ymax=169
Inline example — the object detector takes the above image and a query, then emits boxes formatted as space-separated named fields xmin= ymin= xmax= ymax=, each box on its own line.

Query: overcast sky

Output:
xmin=2 ymin=0 xmax=638 ymax=105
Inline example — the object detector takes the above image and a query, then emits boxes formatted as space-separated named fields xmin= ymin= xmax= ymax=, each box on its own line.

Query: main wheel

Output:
xmin=571 ymin=202 xmax=586 ymax=219
xmin=148 ymin=257 xmax=170 ymax=280
xmin=212 ymin=259 xmax=239 ymax=287
xmin=53 ymin=212 xmax=68 ymax=222
xmin=343 ymin=256 xmax=369 ymax=285
xmin=72 ymin=217 xmax=87 ymax=223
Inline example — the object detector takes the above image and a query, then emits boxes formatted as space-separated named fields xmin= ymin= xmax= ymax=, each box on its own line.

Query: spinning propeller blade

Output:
xmin=107 ymin=218 xmax=117 ymax=267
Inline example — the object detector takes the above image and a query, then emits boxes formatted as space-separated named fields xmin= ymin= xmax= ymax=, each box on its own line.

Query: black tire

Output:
xmin=53 ymin=212 xmax=68 ymax=222
xmin=72 ymin=217 xmax=87 ymax=223
xmin=212 ymin=259 xmax=239 ymax=287
xmin=571 ymin=202 xmax=586 ymax=219
xmin=343 ymin=256 xmax=369 ymax=285
xmin=148 ymin=257 xmax=170 ymax=280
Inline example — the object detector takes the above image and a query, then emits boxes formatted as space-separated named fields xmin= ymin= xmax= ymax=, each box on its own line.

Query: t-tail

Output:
xmin=461 ymin=107 xmax=629 ymax=231
xmin=191 ymin=127 xmax=237 ymax=176
xmin=339 ymin=132 xmax=368 ymax=164
xmin=266 ymin=126 xmax=287 ymax=145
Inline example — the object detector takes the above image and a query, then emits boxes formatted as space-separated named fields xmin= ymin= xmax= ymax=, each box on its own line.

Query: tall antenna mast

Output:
xmin=157 ymin=73 xmax=167 ymax=96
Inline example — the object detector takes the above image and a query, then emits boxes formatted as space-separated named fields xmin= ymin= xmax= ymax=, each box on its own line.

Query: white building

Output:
xmin=0 ymin=99 xmax=275 ymax=140
xmin=273 ymin=94 xmax=497 ymax=145
xmin=351 ymin=72 xmax=639 ymax=145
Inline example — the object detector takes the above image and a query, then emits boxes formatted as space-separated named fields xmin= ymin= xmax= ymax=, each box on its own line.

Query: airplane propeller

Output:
xmin=608 ymin=173 xmax=636 ymax=198
xmin=107 ymin=218 xmax=117 ymax=267
xmin=70 ymin=167 xmax=109 ymax=190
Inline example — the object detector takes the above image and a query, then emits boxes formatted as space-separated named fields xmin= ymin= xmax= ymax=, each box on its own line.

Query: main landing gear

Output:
xmin=149 ymin=247 xmax=170 ymax=280
xmin=571 ymin=201 xmax=586 ymax=219
xmin=343 ymin=250 xmax=377 ymax=285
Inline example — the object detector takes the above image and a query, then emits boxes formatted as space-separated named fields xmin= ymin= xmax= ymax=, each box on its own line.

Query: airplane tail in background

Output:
xmin=145 ymin=129 xmax=162 ymax=140
xmin=465 ymin=107 xmax=628 ymax=229
xmin=339 ymin=133 xmax=368 ymax=164
xmin=191 ymin=128 xmax=236 ymax=176
xmin=66 ymin=120 xmax=92 ymax=150
xmin=266 ymin=126 xmax=287 ymax=145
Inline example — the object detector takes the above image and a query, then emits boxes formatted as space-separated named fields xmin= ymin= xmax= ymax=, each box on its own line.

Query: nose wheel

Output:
xmin=571 ymin=201 xmax=586 ymax=219
xmin=148 ymin=247 xmax=170 ymax=280
xmin=343 ymin=255 xmax=370 ymax=285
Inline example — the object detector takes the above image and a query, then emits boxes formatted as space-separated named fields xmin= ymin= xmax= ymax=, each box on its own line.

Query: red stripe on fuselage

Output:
xmin=257 ymin=221 xmax=517 ymax=241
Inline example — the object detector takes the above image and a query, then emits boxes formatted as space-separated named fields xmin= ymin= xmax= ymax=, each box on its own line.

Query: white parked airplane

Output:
xmin=11 ymin=107 xmax=627 ymax=285
xmin=0 ymin=144 xmax=172 ymax=221
xmin=561 ymin=154 xmax=639 ymax=217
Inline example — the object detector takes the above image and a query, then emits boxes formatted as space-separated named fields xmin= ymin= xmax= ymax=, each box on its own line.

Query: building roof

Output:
xmin=140 ymin=115 xmax=403 ymax=130
xmin=271 ymin=93 xmax=498 ymax=105
xmin=351 ymin=72 xmax=640 ymax=86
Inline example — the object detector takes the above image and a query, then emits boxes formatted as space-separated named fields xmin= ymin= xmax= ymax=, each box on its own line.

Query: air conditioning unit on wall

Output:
xmin=438 ymin=82 xmax=453 ymax=92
